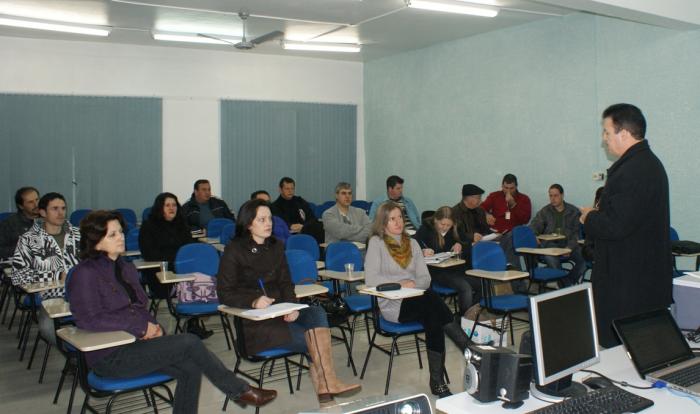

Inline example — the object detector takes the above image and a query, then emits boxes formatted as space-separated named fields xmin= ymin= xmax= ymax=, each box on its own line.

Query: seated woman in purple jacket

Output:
xmin=67 ymin=210 xmax=276 ymax=414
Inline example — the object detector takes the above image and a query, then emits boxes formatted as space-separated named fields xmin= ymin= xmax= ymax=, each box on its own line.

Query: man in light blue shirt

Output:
xmin=369 ymin=175 xmax=420 ymax=231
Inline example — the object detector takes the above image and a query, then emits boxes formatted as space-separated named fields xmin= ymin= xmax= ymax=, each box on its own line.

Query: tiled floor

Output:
xmin=0 ymin=299 xmax=529 ymax=413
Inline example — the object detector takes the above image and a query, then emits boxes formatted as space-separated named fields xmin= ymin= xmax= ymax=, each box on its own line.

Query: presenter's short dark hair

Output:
xmin=602 ymin=103 xmax=646 ymax=140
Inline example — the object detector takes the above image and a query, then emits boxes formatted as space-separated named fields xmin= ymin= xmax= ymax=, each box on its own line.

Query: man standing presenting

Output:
xmin=182 ymin=179 xmax=235 ymax=231
xmin=0 ymin=187 xmax=40 ymax=260
xmin=529 ymin=184 xmax=585 ymax=287
xmin=580 ymin=103 xmax=671 ymax=348
xmin=322 ymin=182 xmax=371 ymax=244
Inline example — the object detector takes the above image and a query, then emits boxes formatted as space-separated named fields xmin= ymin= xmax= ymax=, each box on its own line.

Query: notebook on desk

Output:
xmin=613 ymin=308 xmax=700 ymax=397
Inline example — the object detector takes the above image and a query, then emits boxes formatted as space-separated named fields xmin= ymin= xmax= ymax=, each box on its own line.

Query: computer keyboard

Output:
xmin=525 ymin=385 xmax=654 ymax=414
xmin=659 ymin=363 xmax=700 ymax=387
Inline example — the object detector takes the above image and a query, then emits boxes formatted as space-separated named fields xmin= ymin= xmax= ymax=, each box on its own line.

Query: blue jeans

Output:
xmin=278 ymin=305 xmax=329 ymax=354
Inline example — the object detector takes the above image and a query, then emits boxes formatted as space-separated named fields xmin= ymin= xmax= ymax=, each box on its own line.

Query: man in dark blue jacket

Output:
xmin=181 ymin=179 xmax=235 ymax=231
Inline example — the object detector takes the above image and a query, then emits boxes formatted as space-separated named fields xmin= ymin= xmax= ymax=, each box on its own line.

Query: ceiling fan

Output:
xmin=198 ymin=11 xmax=284 ymax=50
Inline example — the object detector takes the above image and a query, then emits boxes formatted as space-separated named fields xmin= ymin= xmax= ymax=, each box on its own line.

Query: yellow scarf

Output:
xmin=383 ymin=233 xmax=413 ymax=269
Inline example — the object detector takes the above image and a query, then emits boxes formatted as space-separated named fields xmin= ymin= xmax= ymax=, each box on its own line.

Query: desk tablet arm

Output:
xmin=56 ymin=327 xmax=136 ymax=352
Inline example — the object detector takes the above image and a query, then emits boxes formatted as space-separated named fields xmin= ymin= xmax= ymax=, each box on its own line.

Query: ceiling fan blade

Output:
xmin=251 ymin=30 xmax=284 ymax=45
xmin=197 ymin=33 xmax=237 ymax=45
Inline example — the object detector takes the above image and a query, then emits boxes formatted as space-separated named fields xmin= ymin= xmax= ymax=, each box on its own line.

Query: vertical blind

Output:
xmin=0 ymin=94 xmax=162 ymax=214
xmin=220 ymin=100 xmax=357 ymax=211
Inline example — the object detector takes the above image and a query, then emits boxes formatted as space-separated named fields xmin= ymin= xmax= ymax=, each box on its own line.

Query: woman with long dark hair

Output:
xmin=68 ymin=210 xmax=276 ymax=414
xmin=217 ymin=199 xmax=360 ymax=406
xmin=139 ymin=192 xmax=211 ymax=338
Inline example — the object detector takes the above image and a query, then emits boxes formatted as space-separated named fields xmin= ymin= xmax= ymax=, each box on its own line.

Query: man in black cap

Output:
xmin=453 ymin=184 xmax=523 ymax=278
xmin=453 ymin=184 xmax=491 ymax=245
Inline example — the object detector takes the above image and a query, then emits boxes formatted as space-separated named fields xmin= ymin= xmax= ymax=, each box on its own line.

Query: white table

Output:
xmin=428 ymin=258 xmax=466 ymax=268
xmin=57 ymin=327 xmax=135 ymax=352
xmin=155 ymin=271 xmax=197 ymax=284
xmin=294 ymin=284 xmax=329 ymax=298
xmin=319 ymin=241 xmax=366 ymax=250
xmin=436 ymin=345 xmax=698 ymax=413
xmin=42 ymin=298 xmax=72 ymax=319
xmin=122 ymin=250 xmax=141 ymax=257
xmin=132 ymin=260 xmax=161 ymax=270
xmin=318 ymin=269 xmax=365 ymax=282
xmin=536 ymin=233 xmax=566 ymax=242
xmin=516 ymin=247 xmax=571 ymax=256
xmin=18 ymin=280 xmax=65 ymax=360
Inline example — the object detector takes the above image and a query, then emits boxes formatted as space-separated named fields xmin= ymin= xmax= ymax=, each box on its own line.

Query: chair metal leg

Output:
xmin=414 ymin=334 xmax=423 ymax=369
xmin=337 ymin=324 xmax=357 ymax=376
xmin=68 ymin=369 xmax=79 ymax=414
xmin=39 ymin=342 xmax=52 ymax=383
xmin=384 ymin=338 xmax=399 ymax=395
xmin=143 ymin=389 xmax=152 ymax=407
xmin=149 ymin=389 xmax=159 ymax=414
xmin=360 ymin=330 xmax=377 ymax=379
xmin=27 ymin=331 xmax=41 ymax=369
xmin=284 ymin=358 xmax=294 ymax=394
xmin=53 ymin=358 xmax=69 ymax=404
xmin=219 ymin=313 xmax=232 ymax=350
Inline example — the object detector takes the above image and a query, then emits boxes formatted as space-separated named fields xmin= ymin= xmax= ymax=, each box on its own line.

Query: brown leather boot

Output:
xmin=306 ymin=351 xmax=333 ymax=404
xmin=305 ymin=328 xmax=361 ymax=397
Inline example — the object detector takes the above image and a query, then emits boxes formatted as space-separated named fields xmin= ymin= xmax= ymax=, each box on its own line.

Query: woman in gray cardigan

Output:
xmin=364 ymin=201 xmax=471 ymax=398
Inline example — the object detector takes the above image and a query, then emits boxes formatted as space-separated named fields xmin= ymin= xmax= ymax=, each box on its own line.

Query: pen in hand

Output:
xmin=258 ymin=278 xmax=268 ymax=297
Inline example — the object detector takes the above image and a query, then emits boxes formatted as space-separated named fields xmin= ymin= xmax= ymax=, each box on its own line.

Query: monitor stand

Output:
xmin=530 ymin=375 xmax=587 ymax=403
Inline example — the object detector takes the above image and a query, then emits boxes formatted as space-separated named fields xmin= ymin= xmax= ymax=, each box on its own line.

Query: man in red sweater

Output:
xmin=481 ymin=174 xmax=532 ymax=234
xmin=481 ymin=174 xmax=531 ymax=289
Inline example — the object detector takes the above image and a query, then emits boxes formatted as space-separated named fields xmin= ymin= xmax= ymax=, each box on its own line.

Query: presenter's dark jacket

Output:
xmin=584 ymin=140 xmax=672 ymax=347
xmin=216 ymin=236 xmax=297 ymax=355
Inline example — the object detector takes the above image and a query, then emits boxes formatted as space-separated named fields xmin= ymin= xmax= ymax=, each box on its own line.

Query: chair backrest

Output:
xmin=116 ymin=208 xmax=138 ymax=230
xmin=174 ymin=243 xmax=220 ymax=277
xmin=472 ymin=241 xmax=506 ymax=271
xmin=512 ymin=225 xmax=537 ymax=249
xmin=351 ymin=200 xmax=371 ymax=214
xmin=220 ymin=223 xmax=235 ymax=244
xmin=125 ymin=228 xmax=140 ymax=251
xmin=670 ymin=226 xmax=680 ymax=241
xmin=141 ymin=207 xmax=152 ymax=223
xmin=0 ymin=211 xmax=12 ymax=222
xmin=286 ymin=234 xmax=320 ymax=261
xmin=272 ymin=215 xmax=291 ymax=243
xmin=325 ymin=241 xmax=364 ymax=272
xmin=285 ymin=249 xmax=318 ymax=285
xmin=207 ymin=218 xmax=235 ymax=238
xmin=69 ymin=209 xmax=92 ymax=227
xmin=315 ymin=201 xmax=335 ymax=218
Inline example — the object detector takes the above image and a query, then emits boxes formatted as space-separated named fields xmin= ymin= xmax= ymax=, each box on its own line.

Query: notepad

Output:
xmin=360 ymin=287 xmax=425 ymax=299
xmin=424 ymin=252 xmax=456 ymax=264
xmin=683 ymin=271 xmax=700 ymax=280
xmin=481 ymin=233 xmax=501 ymax=241
xmin=240 ymin=303 xmax=309 ymax=319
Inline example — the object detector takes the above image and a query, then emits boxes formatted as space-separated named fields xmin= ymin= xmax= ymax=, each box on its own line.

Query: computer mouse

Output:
xmin=583 ymin=376 xmax=614 ymax=390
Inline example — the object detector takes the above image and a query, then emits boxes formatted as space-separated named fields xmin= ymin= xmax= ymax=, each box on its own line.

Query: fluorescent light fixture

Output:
xmin=0 ymin=16 xmax=111 ymax=36
xmin=283 ymin=41 xmax=361 ymax=53
xmin=152 ymin=32 xmax=240 ymax=45
xmin=408 ymin=0 xmax=499 ymax=17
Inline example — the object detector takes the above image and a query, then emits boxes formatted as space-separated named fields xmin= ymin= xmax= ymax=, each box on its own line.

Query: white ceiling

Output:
xmin=0 ymin=0 xmax=698 ymax=62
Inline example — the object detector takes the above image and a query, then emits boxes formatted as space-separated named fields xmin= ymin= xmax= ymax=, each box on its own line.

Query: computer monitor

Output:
xmin=528 ymin=283 xmax=600 ymax=402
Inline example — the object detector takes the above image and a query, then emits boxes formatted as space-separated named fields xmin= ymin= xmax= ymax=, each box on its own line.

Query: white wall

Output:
xmin=0 ymin=36 xmax=365 ymax=203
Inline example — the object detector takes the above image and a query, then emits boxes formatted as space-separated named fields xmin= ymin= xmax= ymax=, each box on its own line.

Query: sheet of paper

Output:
xmin=361 ymin=287 xmax=425 ymax=299
xmin=240 ymin=302 xmax=309 ymax=319
xmin=423 ymin=251 xmax=455 ymax=264
xmin=481 ymin=233 xmax=500 ymax=241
